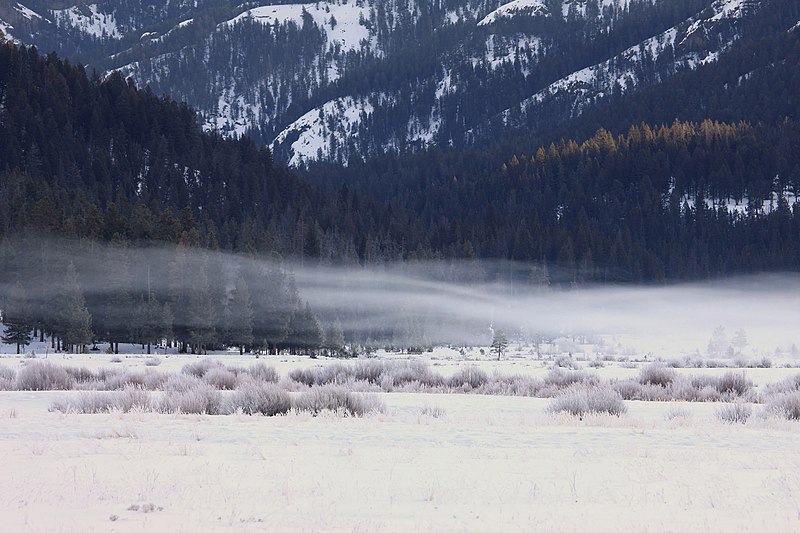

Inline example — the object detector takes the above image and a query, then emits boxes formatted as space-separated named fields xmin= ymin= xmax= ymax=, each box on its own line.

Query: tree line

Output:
xmin=0 ymin=238 xmax=347 ymax=356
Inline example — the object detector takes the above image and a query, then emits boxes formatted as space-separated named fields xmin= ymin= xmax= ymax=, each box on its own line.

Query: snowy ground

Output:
xmin=1 ymin=351 xmax=800 ymax=532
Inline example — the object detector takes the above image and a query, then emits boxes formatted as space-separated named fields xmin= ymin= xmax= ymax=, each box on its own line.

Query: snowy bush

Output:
xmin=294 ymin=385 xmax=385 ymax=416
xmin=639 ymin=363 xmax=677 ymax=387
xmin=554 ymin=354 xmax=578 ymax=369
xmin=544 ymin=368 xmax=598 ymax=389
xmin=181 ymin=359 xmax=223 ymax=378
xmin=16 ymin=362 xmax=75 ymax=390
xmin=64 ymin=366 xmax=95 ymax=384
xmin=247 ymin=363 xmax=279 ymax=383
xmin=546 ymin=385 xmax=627 ymax=417
xmin=764 ymin=391 xmax=800 ymax=421
xmin=144 ymin=356 xmax=162 ymax=367
xmin=49 ymin=386 xmax=152 ymax=414
xmin=715 ymin=371 xmax=752 ymax=396
xmin=160 ymin=382 xmax=221 ymax=415
xmin=716 ymin=402 xmax=752 ymax=424
xmin=763 ymin=374 xmax=800 ymax=395
xmin=381 ymin=360 xmax=443 ymax=389
xmin=289 ymin=363 xmax=353 ymax=387
xmin=223 ymin=381 xmax=291 ymax=416
xmin=482 ymin=374 xmax=541 ymax=396
xmin=447 ymin=365 xmax=488 ymax=390
xmin=162 ymin=373 xmax=206 ymax=392
xmin=203 ymin=367 xmax=239 ymax=390
xmin=611 ymin=379 xmax=643 ymax=400
xmin=0 ymin=365 xmax=16 ymax=390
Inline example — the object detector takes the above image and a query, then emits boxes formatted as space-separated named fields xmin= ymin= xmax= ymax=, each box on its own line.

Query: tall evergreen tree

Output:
xmin=226 ymin=275 xmax=254 ymax=355
xmin=56 ymin=263 xmax=93 ymax=353
xmin=1 ymin=281 xmax=33 ymax=354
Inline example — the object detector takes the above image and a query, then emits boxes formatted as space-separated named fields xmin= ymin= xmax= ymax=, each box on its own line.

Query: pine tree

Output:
xmin=226 ymin=275 xmax=254 ymax=355
xmin=187 ymin=259 xmax=217 ymax=354
xmin=56 ymin=263 xmax=93 ymax=353
xmin=491 ymin=329 xmax=508 ymax=361
xmin=323 ymin=318 xmax=346 ymax=357
xmin=1 ymin=281 xmax=33 ymax=354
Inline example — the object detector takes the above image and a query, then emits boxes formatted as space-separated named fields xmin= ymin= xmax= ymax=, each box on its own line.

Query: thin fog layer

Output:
xmin=293 ymin=266 xmax=800 ymax=356
xmin=0 ymin=238 xmax=798 ymax=356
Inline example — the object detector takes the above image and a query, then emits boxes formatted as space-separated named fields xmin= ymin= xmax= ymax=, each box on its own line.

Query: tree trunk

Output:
xmin=147 ymin=343 xmax=151 ymax=355
xmin=239 ymin=345 xmax=244 ymax=355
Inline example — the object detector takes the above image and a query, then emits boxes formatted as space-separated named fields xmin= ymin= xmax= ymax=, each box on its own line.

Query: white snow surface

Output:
xmin=52 ymin=4 xmax=122 ymax=40
xmin=221 ymin=1 xmax=375 ymax=54
xmin=478 ymin=0 xmax=550 ymax=26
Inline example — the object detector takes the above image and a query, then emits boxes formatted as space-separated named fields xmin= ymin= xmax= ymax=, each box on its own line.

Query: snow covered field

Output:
xmin=1 ymin=351 xmax=800 ymax=532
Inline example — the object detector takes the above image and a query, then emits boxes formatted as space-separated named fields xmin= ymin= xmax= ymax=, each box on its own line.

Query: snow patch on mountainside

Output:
xmin=0 ymin=20 xmax=15 ymax=41
xmin=478 ymin=0 xmax=550 ymax=26
xmin=273 ymin=96 xmax=380 ymax=166
xmin=52 ymin=4 xmax=122 ymax=40
xmin=15 ymin=3 xmax=44 ymax=21
xmin=678 ymin=188 xmax=799 ymax=217
xmin=505 ymin=0 xmax=752 ymax=126
xmin=222 ymin=2 xmax=376 ymax=54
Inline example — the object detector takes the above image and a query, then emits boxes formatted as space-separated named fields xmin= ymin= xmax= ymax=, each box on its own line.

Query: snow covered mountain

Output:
xmin=0 ymin=0 xmax=781 ymax=166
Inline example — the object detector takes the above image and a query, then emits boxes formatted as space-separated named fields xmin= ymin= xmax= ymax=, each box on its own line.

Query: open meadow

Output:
xmin=1 ymin=349 xmax=800 ymax=532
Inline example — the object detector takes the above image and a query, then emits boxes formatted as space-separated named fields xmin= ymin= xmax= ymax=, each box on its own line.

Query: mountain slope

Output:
xmin=1 ymin=0 xmax=756 ymax=167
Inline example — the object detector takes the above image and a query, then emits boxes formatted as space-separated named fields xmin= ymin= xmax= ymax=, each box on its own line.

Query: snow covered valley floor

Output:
xmin=1 ymin=354 xmax=800 ymax=532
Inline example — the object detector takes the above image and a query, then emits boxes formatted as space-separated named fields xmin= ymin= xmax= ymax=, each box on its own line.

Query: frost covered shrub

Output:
xmin=247 ymin=363 xmax=279 ymax=383
xmin=554 ymin=354 xmax=578 ymax=369
xmin=289 ymin=363 xmax=353 ymax=387
xmin=763 ymin=374 xmax=800 ymax=395
xmin=144 ymin=356 xmax=162 ymax=367
xmin=715 ymin=371 xmax=752 ymax=396
xmin=352 ymin=360 xmax=385 ymax=384
xmin=203 ymin=367 xmax=238 ymax=390
xmin=544 ymin=368 xmax=598 ymax=389
xmin=181 ymin=359 xmax=223 ymax=378
xmin=612 ymin=379 xmax=643 ymax=400
xmin=716 ymin=402 xmax=752 ymax=424
xmin=64 ymin=366 xmax=95 ymax=384
xmin=764 ymin=391 xmax=800 ymax=420
xmin=482 ymin=374 xmax=541 ymax=396
xmin=0 ymin=365 xmax=16 ymax=390
xmin=546 ymin=385 xmax=627 ymax=417
xmin=380 ymin=360 xmax=444 ymax=389
xmin=160 ymin=382 xmax=221 ymax=414
xmin=142 ymin=369 xmax=167 ymax=390
xmin=639 ymin=363 xmax=677 ymax=387
xmin=49 ymin=386 xmax=152 ymax=414
xmin=16 ymin=361 xmax=75 ymax=390
xmin=223 ymin=382 xmax=291 ymax=416
xmin=294 ymin=385 xmax=385 ymax=416
xmin=447 ymin=365 xmax=488 ymax=390
xmin=162 ymin=373 xmax=205 ymax=392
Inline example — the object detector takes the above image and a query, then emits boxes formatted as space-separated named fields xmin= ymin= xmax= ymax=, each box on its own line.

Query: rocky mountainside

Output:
xmin=0 ymin=0 xmax=786 ymax=166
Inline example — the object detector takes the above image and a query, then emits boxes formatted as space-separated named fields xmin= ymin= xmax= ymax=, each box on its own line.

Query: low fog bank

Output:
xmin=292 ymin=264 xmax=800 ymax=357
xmin=0 ymin=237 xmax=797 ymax=357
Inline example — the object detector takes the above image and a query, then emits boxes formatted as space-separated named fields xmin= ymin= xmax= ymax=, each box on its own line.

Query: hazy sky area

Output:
xmin=1 ymin=239 xmax=798 ymax=357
